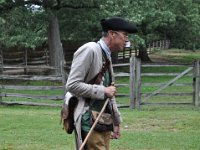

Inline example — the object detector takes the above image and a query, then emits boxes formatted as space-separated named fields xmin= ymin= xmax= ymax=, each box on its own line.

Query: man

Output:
xmin=66 ymin=17 xmax=137 ymax=150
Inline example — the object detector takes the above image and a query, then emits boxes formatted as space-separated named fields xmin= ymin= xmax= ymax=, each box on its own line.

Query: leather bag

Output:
xmin=90 ymin=110 xmax=113 ymax=132
xmin=61 ymin=95 xmax=78 ymax=134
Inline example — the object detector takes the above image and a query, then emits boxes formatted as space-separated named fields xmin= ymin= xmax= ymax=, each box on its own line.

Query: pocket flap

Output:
xmin=91 ymin=110 xmax=113 ymax=125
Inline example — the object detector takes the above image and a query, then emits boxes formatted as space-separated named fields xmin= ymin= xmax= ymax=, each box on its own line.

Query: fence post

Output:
xmin=0 ymin=84 xmax=4 ymax=104
xmin=156 ymin=41 xmax=158 ymax=49
xmin=129 ymin=55 xmax=135 ymax=109
xmin=45 ymin=48 xmax=49 ymax=65
xmin=152 ymin=42 xmax=155 ymax=50
xmin=24 ymin=49 xmax=28 ymax=74
xmin=159 ymin=40 xmax=162 ymax=49
xmin=193 ymin=60 xmax=200 ymax=107
xmin=60 ymin=61 xmax=67 ymax=97
xmin=135 ymin=58 xmax=141 ymax=109
xmin=0 ymin=85 xmax=2 ymax=103
xmin=193 ymin=61 xmax=197 ymax=106
xmin=0 ymin=49 xmax=3 ymax=74
xmin=148 ymin=43 xmax=151 ymax=54
xmin=162 ymin=40 xmax=164 ymax=49
xmin=197 ymin=60 xmax=200 ymax=107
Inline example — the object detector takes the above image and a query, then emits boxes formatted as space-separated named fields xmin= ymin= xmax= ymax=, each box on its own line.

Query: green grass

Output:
xmin=1 ymin=48 xmax=200 ymax=149
xmin=0 ymin=80 xmax=62 ymax=86
xmin=1 ymin=106 xmax=200 ymax=150
xmin=1 ymin=89 xmax=63 ymax=95
xmin=158 ymin=49 xmax=200 ymax=64
xmin=0 ymin=106 xmax=73 ymax=150
xmin=2 ymin=97 xmax=63 ymax=104
xmin=0 ymin=80 xmax=64 ymax=105
xmin=142 ymin=66 xmax=188 ymax=73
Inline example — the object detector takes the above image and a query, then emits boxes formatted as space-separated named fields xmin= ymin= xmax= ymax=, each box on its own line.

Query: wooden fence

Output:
xmin=117 ymin=40 xmax=170 ymax=63
xmin=1 ymin=56 xmax=200 ymax=109
xmin=148 ymin=40 xmax=170 ymax=51
xmin=0 ymin=48 xmax=53 ymax=75
xmin=0 ymin=40 xmax=170 ymax=73
xmin=0 ymin=50 xmax=3 ymax=74
xmin=0 ymin=61 xmax=67 ymax=107
xmin=113 ymin=56 xmax=200 ymax=109
xmin=129 ymin=57 xmax=200 ymax=109
xmin=0 ymin=75 xmax=65 ymax=107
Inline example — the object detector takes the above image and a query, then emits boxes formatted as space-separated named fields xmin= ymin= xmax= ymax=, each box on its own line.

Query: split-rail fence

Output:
xmin=114 ymin=57 xmax=200 ymax=109
xmin=1 ymin=56 xmax=200 ymax=109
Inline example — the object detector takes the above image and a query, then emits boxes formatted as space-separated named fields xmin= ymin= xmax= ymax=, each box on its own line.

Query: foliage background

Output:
xmin=0 ymin=0 xmax=200 ymax=50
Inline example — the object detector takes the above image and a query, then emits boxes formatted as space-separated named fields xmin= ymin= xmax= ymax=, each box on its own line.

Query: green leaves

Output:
xmin=0 ymin=0 xmax=199 ymax=50
xmin=0 ymin=0 xmax=5 ymax=3
xmin=0 ymin=5 xmax=49 ymax=49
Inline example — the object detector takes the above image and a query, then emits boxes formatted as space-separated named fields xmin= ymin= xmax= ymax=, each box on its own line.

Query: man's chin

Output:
xmin=120 ymin=47 xmax=124 ymax=51
xmin=113 ymin=46 xmax=124 ymax=52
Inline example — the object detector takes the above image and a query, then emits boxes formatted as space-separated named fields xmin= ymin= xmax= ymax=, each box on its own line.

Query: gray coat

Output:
xmin=65 ymin=42 xmax=121 ymax=149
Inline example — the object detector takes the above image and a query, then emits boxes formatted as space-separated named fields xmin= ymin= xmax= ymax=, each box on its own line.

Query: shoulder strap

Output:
xmin=88 ymin=56 xmax=110 ymax=85
xmin=102 ymin=50 xmax=112 ymax=85
xmin=87 ymin=43 xmax=110 ymax=84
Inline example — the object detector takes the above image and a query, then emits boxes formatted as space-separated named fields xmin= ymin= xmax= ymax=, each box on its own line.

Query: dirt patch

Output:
xmin=149 ymin=54 xmax=169 ymax=63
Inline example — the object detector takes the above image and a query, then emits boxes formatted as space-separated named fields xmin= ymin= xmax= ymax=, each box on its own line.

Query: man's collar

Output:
xmin=98 ymin=38 xmax=111 ymax=61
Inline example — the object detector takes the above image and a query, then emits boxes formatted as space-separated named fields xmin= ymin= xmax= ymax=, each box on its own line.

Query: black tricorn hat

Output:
xmin=100 ymin=17 xmax=138 ymax=33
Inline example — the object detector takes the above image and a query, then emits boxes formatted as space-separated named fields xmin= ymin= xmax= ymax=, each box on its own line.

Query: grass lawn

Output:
xmin=1 ymin=48 xmax=200 ymax=149
xmin=1 ymin=105 xmax=200 ymax=150
xmin=149 ymin=48 xmax=200 ymax=64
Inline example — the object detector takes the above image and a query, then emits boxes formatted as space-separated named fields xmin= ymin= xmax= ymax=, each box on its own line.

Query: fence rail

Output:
xmin=148 ymin=40 xmax=170 ymax=51
xmin=1 ymin=56 xmax=200 ymax=109
xmin=0 ymin=61 xmax=66 ymax=107
xmin=131 ymin=57 xmax=200 ymax=109
xmin=113 ymin=57 xmax=199 ymax=109
xmin=0 ymin=48 xmax=50 ymax=74
xmin=117 ymin=40 xmax=170 ymax=63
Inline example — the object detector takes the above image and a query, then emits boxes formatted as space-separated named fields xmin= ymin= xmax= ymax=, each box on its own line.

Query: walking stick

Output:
xmin=79 ymin=82 xmax=115 ymax=150
xmin=79 ymin=98 xmax=109 ymax=150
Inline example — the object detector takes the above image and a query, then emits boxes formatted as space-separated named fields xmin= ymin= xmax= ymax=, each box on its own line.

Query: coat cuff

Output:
xmin=91 ymin=84 xmax=105 ymax=100
xmin=113 ymin=112 xmax=122 ymax=126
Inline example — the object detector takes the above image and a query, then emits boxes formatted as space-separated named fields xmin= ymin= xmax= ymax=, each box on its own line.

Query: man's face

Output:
xmin=109 ymin=30 xmax=129 ymax=52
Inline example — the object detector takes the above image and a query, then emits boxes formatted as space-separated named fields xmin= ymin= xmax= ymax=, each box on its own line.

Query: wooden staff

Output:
xmin=79 ymin=82 xmax=115 ymax=150
xmin=79 ymin=98 xmax=109 ymax=150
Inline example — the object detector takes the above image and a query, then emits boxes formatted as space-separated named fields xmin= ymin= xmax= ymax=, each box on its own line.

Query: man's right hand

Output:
xmin=105 ymin=86 xmax=116 ymax=98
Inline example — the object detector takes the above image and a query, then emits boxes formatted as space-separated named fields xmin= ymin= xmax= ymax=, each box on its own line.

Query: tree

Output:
xmin=119 ymin=0 xmax=200 ymax=61
xmin=166 ymin=0 xmax=200 ymax=50
xmin=0 ymin=0 xmax=50 ymax=49
xmin=0 ymin=0 xmax=105 ymax=48
xmin=0 ymin=0 xmax=199 ymax=63
xmin=0 ymin=0 xmax=103 ymax=75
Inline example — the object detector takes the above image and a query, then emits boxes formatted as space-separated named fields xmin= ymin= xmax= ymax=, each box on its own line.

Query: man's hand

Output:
xmin=105 ymin=85 xmax=116 ymax=98
xmin=111 ymin=125 xmax=120 ymax=139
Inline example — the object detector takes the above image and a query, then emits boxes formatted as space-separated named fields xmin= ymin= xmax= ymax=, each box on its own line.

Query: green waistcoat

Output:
xmin=81 ymin=53 xmax=111 ymax=132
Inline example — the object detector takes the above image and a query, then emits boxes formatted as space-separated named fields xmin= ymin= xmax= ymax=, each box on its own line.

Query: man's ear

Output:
xmin=108 ymin=30 xmax=114 ymax=37
xmin=111 ymin=31 xmax=116 ymax=38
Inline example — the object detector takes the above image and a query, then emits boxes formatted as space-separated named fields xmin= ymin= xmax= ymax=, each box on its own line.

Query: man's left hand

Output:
xmin=111 ymin=125 xmax=120 ymax=139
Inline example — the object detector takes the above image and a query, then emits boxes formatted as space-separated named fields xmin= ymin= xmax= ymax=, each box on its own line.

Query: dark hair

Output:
xmin=102 ymin=31 xmax=108 ymax=37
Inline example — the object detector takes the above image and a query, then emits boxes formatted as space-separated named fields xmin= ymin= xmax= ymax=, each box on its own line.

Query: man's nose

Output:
xmin=125 ymin=41 xmax=131 ymax=48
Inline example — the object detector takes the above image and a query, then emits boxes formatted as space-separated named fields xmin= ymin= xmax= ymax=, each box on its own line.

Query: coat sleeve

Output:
xmin=108 ymin=61 xmax=122 ymax=125
xmin=111 ymin=97 xmax=122 ymax=125
xmin=66 ymin=44 xmax=105 ymax=100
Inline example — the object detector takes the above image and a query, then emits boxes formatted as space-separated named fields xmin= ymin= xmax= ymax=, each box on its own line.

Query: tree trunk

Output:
xmin=137 ymin=45 xmax=151 ymax=62
xmin=48 ymin=16 xmax=64 ymax=75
